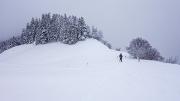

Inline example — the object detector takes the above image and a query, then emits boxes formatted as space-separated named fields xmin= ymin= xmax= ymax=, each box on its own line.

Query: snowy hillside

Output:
xmin=0 ymin=39 xmax=180 ymax=101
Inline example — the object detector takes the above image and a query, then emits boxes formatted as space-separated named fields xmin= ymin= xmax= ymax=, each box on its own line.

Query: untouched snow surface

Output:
xmin=0 ymin=39 xmax=180 ymax=101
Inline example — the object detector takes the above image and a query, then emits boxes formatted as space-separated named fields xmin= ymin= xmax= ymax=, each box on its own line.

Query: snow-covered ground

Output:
xmin=0 ymin=39 xmax=180 ymax=101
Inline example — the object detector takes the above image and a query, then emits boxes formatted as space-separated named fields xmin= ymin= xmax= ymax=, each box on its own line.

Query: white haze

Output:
xmin=0 ymin=0 xmax=180 ymax=59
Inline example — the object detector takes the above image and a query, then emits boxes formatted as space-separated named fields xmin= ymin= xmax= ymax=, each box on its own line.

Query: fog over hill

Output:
xmin=0 ymin=0 xmax=180 ymax=59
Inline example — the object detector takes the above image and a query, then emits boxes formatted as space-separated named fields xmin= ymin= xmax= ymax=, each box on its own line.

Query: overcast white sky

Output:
xmin=0 ymin=0 xmax=180 ymax=58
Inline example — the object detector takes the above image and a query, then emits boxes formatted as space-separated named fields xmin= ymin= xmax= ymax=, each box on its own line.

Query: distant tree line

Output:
xmin=88 ymin=26 xmax=112 ymax=49
xmin=0 ymin=13 xmax=111 ymax=54
xmin=165 ymin=56 xmax=179 ymax=64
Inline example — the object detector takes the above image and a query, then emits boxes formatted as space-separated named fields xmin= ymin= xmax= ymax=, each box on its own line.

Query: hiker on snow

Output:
xmin=119 ymin=53 xmax=123 ymax=62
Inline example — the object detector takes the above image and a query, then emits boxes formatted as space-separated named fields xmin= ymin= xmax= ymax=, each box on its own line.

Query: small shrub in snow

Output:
xmin=165 ymin=57 xmax=178 ymax=64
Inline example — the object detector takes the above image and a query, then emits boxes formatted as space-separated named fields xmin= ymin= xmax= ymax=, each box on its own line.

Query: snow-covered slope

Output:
xmin=0 ymin=39 xmax=180 ymax=101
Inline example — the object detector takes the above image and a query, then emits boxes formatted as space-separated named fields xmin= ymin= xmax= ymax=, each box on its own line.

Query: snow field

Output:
xmin=0 ymin=39 xmax=180 ymax=101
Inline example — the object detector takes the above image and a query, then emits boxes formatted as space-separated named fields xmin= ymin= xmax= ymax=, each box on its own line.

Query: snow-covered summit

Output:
xmin=0 ymin=39 xmax=121 ymax=66
xmin=0 ymin=39 xmax=180 ymax=101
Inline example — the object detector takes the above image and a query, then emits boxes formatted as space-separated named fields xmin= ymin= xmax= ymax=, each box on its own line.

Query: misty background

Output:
xmin=0 ymin=0 xmax=180 ymax=60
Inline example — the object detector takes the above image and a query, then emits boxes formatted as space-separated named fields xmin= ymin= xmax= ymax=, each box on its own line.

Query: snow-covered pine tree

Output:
xmin=21 ymin=23 xmax=31 ymax=44
xmin=29 ymin=18 xmax=39 ymax=43
xmin=0 ymin=13 xmax=104 ymax=54
xmin=0 ymin=35 xmax=21 ymax=54
xmin=48 ymin=14 xmax=59 ymax=42
xmin=60 ymin=14 xmax=69 ymax=44
xmin=0 ymin=41 xmax=6 ymax=53
xmin=35 ymin=13 xmax=51 ymax=45
xmin=77 ymin=17 xmax=88 ymax=41
xmin=67 ymin=16 xmax=79 ymax=44
xmin=56 ymin=15 xmax=65 ymax=42
xmin=4 ymin=36 xmax=21 ymax=50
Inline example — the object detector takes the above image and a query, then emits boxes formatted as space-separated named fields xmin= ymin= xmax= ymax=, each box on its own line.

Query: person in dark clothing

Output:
xmin=119 ymin=53 xmax=123 ymax=62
